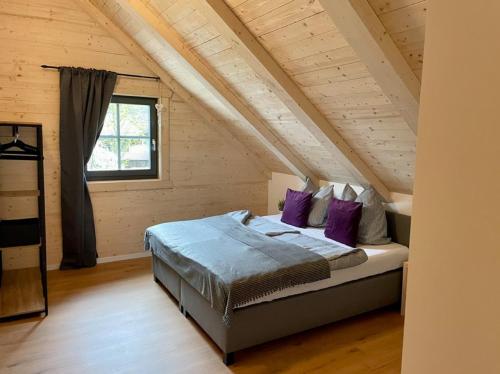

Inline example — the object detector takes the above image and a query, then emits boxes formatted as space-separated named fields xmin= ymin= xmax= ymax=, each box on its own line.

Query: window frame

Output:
xmin=86 ymin=95 xmax=159 ymax=182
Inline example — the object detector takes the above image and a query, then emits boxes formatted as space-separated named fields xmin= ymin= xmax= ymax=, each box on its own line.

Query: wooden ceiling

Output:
xmin=82 ymin=0 xmax=427 ymax=196
xmin=369 ymin=0 xmax=426 ymax=80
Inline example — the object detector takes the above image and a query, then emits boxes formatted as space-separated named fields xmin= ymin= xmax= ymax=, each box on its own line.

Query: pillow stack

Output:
xmin=324 ymin=184 xmax=390 ymax=246
xmin=282 ymin=178 xmax=332 ymax=227
xmin=280 ymin=181 xmax=390 ymax=248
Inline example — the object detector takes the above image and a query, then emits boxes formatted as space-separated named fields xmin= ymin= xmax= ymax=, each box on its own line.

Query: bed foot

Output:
xmin=153 ymin=276 xmax=160 ymax=284
xmin=223 ymin=352 xmax=235 ymax=366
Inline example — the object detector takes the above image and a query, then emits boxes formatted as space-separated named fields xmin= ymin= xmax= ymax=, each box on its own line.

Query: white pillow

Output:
xmin=307 ymin=185 xmax=334 ymax=227
xmin=341 ymin=184 xmax=358 ymax=201
xmin=355 ymin=188 xmax=391 ymax=244
xmin=300 ymin=177 xmax=319 ymax=194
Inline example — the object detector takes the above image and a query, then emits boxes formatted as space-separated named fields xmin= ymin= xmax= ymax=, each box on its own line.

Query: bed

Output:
xmin=147 ymin=211 xmax=411 ymax=365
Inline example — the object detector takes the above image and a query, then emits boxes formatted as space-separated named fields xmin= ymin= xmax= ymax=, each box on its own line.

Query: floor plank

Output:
xmin=0 ymin=258 xmax=403 ymax=373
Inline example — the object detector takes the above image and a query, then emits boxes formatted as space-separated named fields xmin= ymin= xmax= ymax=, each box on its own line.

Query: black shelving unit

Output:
xmin=0 ymin=123 xmax=48 ymax=321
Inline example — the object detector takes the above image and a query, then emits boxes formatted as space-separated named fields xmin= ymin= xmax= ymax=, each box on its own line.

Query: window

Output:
xmin=86 ymin=95 xmax=158 ymax=181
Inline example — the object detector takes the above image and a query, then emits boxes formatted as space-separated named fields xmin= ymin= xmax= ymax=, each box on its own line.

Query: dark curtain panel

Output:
xmin=59 ymin=67 xmax=117 ymax=269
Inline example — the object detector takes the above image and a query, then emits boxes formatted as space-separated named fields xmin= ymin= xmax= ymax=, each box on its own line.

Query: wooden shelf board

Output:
xmin=0 ymin=244 xmax=40 ymax=251
xmin=0 ymin=267 xmax=45 ymax=318
xmin=0 ymin=190 xmax=40 ymax=197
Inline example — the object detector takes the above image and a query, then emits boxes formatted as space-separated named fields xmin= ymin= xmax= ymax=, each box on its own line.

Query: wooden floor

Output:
xmin=0 ymin=267 xmax=45 ymax=318
xmin=0 ymin=258 xmax=404 ymax=373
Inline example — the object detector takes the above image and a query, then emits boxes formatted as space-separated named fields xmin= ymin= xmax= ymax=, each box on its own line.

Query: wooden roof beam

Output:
xmin=320 ymin=0 xmax=421 ymax=135
xmin=75 ymin=0 xmax=272 ymax=180
xmin=117 ymin=0 xmax=320 ymax=185
xmin=195 ymin=0 xmax=391 ymax=201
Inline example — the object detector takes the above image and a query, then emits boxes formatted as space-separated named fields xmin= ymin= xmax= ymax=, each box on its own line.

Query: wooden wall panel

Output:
xmin=0 ymin=0 xmax=269 ymax=269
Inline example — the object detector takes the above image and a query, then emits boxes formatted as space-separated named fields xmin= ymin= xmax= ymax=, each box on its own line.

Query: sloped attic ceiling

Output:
xmin=83 ymin=0 xmax=427 ymax=195
xmin=368 ymin=0 xmax=426 ymax=80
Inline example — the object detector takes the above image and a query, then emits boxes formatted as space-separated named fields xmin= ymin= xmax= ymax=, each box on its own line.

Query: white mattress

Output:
xmin=236 ymin=214 xmax=409 ymax=308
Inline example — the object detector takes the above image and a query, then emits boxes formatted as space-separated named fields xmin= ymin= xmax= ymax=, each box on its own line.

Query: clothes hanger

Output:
xmin=0 ymin=126 xmax=39 ymax=156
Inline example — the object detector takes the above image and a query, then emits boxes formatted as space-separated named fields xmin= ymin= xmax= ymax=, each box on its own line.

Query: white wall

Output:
xmin=401 ymin=1 xmax=500 ymax=373
xmin=268 ymin=172 xmax=412 ymax=216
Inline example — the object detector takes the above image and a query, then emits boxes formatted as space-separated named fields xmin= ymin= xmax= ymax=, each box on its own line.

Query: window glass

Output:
xmin=86 ymin=96 xmax=158 ymax=181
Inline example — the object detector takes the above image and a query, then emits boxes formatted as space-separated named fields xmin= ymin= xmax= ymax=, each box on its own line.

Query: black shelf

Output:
xmin=0 ymin=123 xmax=47 ymax=321
xmin=0 ymin=154 xmax=41 ymax=161
xmin=0 ymin=218 xmax=41 ymax=248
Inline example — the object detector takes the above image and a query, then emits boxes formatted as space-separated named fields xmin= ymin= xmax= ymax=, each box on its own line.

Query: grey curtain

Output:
xmin=59 ymin=67 xmax=117 ymax=269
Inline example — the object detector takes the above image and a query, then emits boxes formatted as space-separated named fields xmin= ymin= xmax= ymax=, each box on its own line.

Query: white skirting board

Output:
xmin=46 ymin=251 xmax=152 ymax=271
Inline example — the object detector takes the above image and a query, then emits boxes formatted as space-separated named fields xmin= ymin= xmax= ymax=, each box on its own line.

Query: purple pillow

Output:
xmin=281 ymin=189 xmax=313 ymax=228
xmin=324 ymin=198 xmax=363 ymax=247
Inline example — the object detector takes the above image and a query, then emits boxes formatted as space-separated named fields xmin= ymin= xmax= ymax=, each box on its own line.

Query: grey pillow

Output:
xmin=300 ymin=177 xmax=319 ymax=194
xmin=341 ymin=184 xmax=358 ymax=201
xmin=355 ymin=188 xmax=391 ymax=245
xmin=307 ymin=185 xmax=334 ymax=227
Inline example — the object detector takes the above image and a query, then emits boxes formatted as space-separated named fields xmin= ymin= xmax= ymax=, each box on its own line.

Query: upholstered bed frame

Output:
xmin=151 ymin=211 xmax=411 ymax=365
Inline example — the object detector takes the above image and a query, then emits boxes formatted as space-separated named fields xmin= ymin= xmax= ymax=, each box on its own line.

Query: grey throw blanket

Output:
xmin=240 ymin=212 xmax=368 ymax=271
xmin=145 ymin=213 xmax=331 ymax=326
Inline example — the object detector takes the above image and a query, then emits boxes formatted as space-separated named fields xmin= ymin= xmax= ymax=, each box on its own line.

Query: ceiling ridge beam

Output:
xmin=320 ymin=0 xmax=420 ymax=135
xmin=119 ymin=0 xmax=320 ymax=185
xmin=75 ymin=0 xmax=272 ymax=180
xmin=195 ymin=0 xmax=391 ymax=201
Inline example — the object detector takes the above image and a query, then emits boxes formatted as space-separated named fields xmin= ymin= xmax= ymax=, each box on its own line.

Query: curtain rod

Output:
xmin=40 ymin=65 xmax=160 ymax=81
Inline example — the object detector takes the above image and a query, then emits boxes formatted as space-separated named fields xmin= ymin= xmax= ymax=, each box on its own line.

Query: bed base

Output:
xmin=152 ymin=253 xmax=402 ymax=365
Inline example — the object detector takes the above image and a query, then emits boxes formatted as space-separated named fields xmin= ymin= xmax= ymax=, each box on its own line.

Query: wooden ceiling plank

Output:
xmin=195 ymin=0 xmax=391 ymax=201
xmin=119 ymin=0 xmax=319 ymax=185
xmin=320 ymin=0 xmax=420 ymax=135
xmin=75 ymin=0 xmax=272 ymax=179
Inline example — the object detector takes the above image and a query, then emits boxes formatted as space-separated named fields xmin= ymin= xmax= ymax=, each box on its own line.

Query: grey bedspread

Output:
xmin=144 ymin=211 xmax=367 ymax=325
